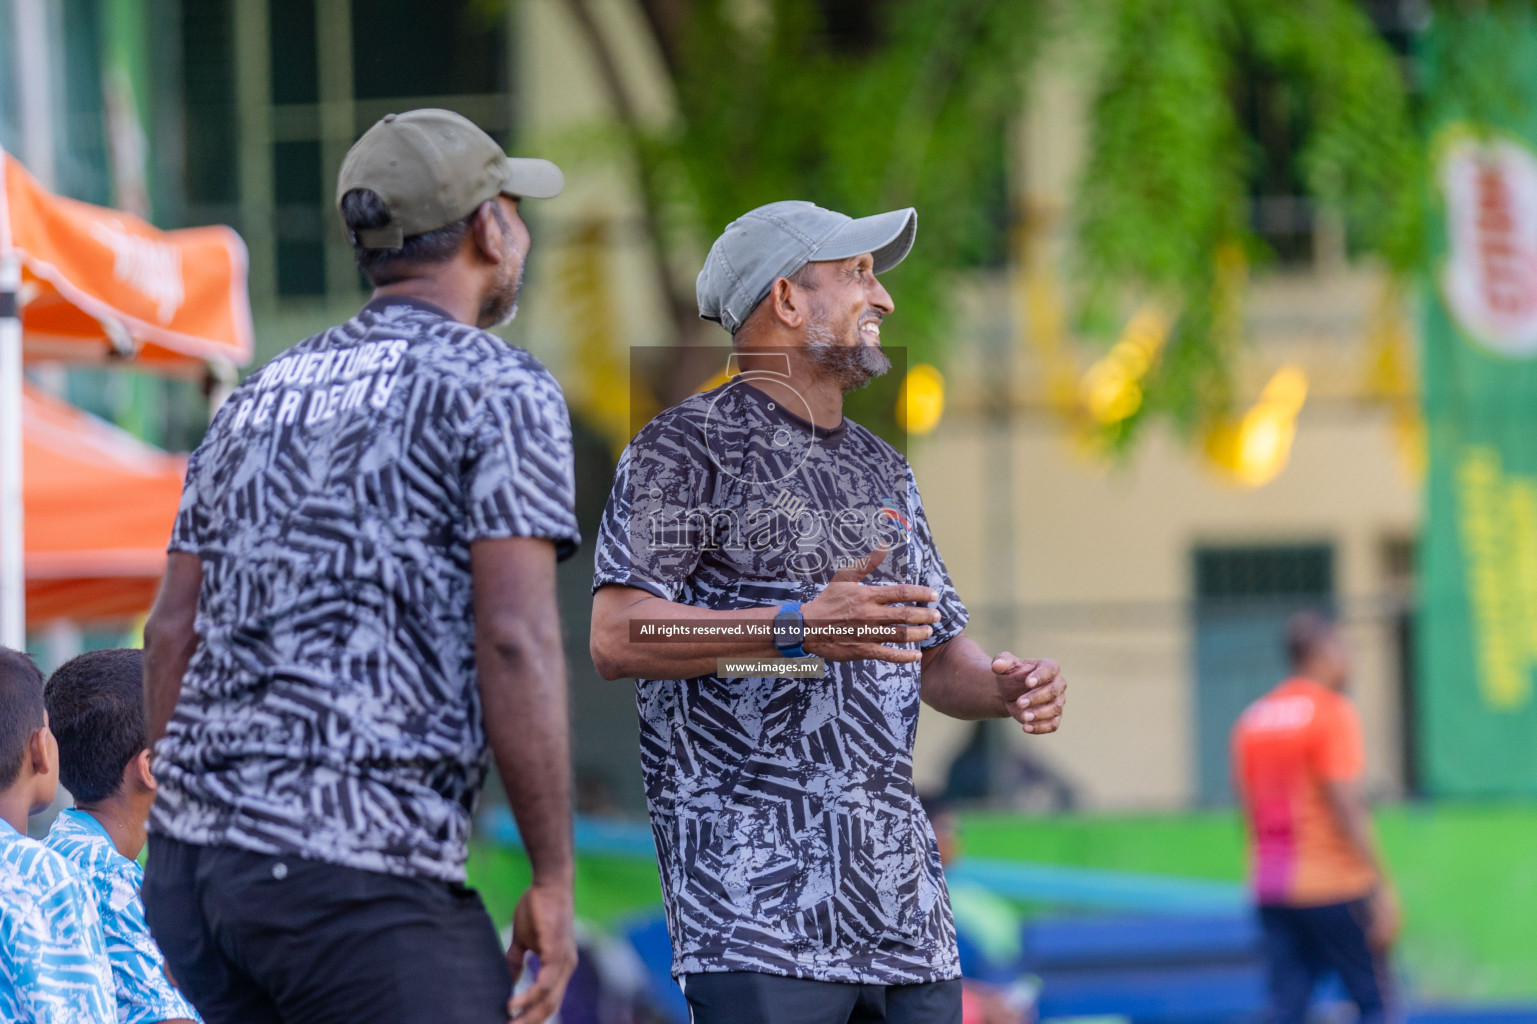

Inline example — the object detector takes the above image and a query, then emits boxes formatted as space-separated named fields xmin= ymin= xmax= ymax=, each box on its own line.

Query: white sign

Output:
xmin=90 ymin=222 xmax=184 ymax=324
xmin=1442 ymin=136 xmax=1537 ymax=357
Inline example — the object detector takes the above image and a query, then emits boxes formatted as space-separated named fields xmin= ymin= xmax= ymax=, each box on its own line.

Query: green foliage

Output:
xmin=1077 ymin=0 xmax=1244 ymax=299
xmin=1075 ymin=0 xmax=1421 ymax=434
xmin=1076 ymin=0 xmax=1245 ymax=430
xmin=1239 ymin=0 xmax=1423 ymax=270
xmin=546 ymin=0 xmax=1427 ymax=434
xmin=641 ymin=0 xmax=1044 ymax=364
xmin=1420 ymin=1 xmax=1537 ymax=140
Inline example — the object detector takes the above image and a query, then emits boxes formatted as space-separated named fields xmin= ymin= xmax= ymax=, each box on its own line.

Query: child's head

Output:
xmin=0 ymin=646 xmax=57 ymax=816
xmin=44 ymin=649 xmax=151 ymax=810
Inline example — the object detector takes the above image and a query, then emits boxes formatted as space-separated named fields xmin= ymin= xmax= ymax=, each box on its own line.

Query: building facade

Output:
xmin=7 ymin=0 xmax=1426 ymax=811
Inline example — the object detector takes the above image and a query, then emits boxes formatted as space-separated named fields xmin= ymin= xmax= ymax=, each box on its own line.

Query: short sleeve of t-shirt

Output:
xmin=1309 ymin=694 xmax=1365 ymax=782
xmin=167 ymin=446 xmax=206 ymax=555
xmin=100 ymin=860 xmax=201 ymax=1024
xmin=907 ymin=469 xmax=969 ymax=649
xmin=0 ymin=871 xmax=115 ymax=1024
xmin=461 ymin=369 xmax=581 ymax=560
xmin=592 ymin=426 xmax=707 ymax=602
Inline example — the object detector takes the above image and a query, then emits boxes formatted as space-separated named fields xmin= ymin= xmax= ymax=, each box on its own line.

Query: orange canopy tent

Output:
xmin=1 ymin=149 xmax=252 ymax=644
xmin=21 ymin=385 xmax=186 ymax=625
xmin=3 ymin=151 xmax=252 ymax=369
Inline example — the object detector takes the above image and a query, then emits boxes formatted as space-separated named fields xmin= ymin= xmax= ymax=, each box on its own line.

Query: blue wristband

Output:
xmin=773 ymin=601 xmax=808 ymax=658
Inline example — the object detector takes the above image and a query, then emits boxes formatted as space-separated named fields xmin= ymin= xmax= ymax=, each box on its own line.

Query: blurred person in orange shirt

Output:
xmin=1232 ymin=611 xmax=1400 ymax=1024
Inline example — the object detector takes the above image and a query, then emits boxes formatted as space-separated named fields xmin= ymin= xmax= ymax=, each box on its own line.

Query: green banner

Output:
xmin=1419 ymin=9 xmax=1537 ymax=795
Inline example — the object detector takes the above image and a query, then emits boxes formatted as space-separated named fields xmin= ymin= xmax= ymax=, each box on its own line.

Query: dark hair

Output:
xmin=786 ymin=261 xmax=821 ymax=291
xmin=1286 ymin=609 xmax=1337 ymax=670
xmin=340 ymin=188 xmax=475 ymax=286
xmin=44 ymin=649 xmax=146 ymax=804
xmin=0 ymin=647 xmax=45 ymax=790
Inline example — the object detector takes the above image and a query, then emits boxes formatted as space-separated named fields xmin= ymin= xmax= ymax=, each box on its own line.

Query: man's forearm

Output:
xmin=144 ymin=643 xmax=188 ymax=749
xmin=471 ymin=538 xmax=576 ymax=885
xmin=919 ymin=635 xmax=1009 ymax=719
xmin=592 ymin=588 xmax=781 ymax=680
xmin=1326 ymin=780 xmax=1389 ymax=884
xmin=480 ymin=620 xmax=574 ymax=884
xmin=143 ymin=554 xmax=202 ymax=747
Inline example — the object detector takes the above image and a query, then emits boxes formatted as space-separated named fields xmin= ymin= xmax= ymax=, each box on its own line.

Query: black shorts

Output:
xmin=680 ymin=970 xmax=962 ymax=1024
xmin=143 ymin=836 xmax=513 ymax=1024
xmin=1258 ymin=899 xmax=1394 ymax=1024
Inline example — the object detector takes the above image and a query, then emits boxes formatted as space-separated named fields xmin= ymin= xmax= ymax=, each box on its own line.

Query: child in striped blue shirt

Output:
xmin=44 ymin=648 xmax=200 ymax=1024
xmin=0 ymin=645 xmax=115 ymax=1024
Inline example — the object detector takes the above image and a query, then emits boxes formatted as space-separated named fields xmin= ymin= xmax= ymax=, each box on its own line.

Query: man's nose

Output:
xmin=870 ymin=275 xmax=894 ymax=315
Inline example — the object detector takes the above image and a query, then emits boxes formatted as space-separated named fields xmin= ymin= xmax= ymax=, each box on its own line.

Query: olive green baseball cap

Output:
xmin=336 ymin=108 xmax=564 ymax=249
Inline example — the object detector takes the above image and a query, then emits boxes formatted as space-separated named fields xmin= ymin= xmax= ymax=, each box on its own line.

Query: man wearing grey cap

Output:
xmin=590 ymin=201 xmax=1067 ymax=1024
xmin=142 ymin=109 xmax=580 ymax=1024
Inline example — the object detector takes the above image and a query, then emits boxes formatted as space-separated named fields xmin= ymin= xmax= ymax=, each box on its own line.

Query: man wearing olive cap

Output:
xmin=590 ymin=201 xmax=1068 ymax=1024
xmin=142 ymin=109 xmax=580 ymax=1024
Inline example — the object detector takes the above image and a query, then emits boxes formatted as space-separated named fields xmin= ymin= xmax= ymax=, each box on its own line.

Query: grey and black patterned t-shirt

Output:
xmin=151 ymin=296 xmax=580 ymax=883
xmin=593 ymin=376 xmax=968 ymax=985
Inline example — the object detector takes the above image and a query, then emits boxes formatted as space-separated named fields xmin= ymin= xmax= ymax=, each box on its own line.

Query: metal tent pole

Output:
xmin=0 ymin=253 xmax=23 ymax=648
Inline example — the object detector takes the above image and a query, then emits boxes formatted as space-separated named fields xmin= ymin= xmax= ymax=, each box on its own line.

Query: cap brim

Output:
xmin=502 ymin=157 xmax=564 ymax=200
xmin=814 ymin=208 xmax=917 ymax=273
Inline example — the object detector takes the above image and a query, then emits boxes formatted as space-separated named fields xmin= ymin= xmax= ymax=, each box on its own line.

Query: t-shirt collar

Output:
xmin=361 ymin=294 xmax=456 ymax=322
xmin=58 ymin=807 xmax=113 ymax=843
xmin=736 ymin=375 xmax=848 ymax=442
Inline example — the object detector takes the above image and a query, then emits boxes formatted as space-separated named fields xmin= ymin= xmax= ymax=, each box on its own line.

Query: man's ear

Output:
xmin=127 ymin=748 xmax=157 ymax=795
xmin=468 ymin=200 xmax=505 ymax=265
xmin=27 ymin=724 xmax=53 ymax=778
xmin=766 ymin=277 xmax=807 ymax=330
xmin=135 ymin=747 xmax=157 ymax=793
xmin=27 ymin=720 xmax=59 ymax=812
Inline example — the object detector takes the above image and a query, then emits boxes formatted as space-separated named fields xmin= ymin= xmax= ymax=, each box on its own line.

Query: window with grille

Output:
xmin=1195 ymin=544 xmax=1335 ymax=605
xmin=181 ymin=0 xmax=512 ymax=303
xmin=1192 ymin=542 xmax=1336 ymax=804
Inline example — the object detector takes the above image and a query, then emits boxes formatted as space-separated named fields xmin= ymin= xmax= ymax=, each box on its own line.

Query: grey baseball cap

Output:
xmin=337 ymin=108 xmax=563 ymax=249
xmin=697 ymin=201 xmax=917 ymax=334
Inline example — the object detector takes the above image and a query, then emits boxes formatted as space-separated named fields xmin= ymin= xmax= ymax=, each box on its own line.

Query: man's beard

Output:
xmin=804 ymin=310 xmax=891 ymax=392
xmin=480 ymin=258 xmax=526 ymax=328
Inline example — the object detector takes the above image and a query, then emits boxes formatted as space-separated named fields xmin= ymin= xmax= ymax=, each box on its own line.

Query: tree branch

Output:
xmin=633 ymin=0 xmax=687 ymax=79
xmin=559 ymin=0 xmax=702 ymax=350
